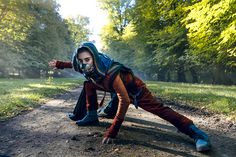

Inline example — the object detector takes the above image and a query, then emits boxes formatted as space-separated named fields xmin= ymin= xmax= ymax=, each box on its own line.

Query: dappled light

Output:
xmin=147 ymin=82 xmax=236 ymax=120
xmin=0 ymin=78 xmax=83 ymax=120
xmin=0 ymin=0 xmax=236 ymax=156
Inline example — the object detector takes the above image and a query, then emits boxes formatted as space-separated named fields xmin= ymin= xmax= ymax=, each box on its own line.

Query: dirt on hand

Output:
xmin=0 ymin=88 xmax=236 ymax=157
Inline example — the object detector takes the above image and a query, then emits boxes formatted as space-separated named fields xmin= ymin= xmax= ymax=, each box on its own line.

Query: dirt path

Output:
xmin=0 ymin=88 xmax=236 ymax=157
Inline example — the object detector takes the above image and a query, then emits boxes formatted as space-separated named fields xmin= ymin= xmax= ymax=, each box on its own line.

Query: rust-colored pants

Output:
xmin=137 ymin=86 xmax=193 ymax=134
xmin=84 ymin=81 xmax=104 ymax=111
xmin=84 ymin=80 xmax=193 ymax=135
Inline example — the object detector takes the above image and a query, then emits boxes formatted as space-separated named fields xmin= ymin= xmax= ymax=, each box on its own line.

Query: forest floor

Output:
xmin=0 ymin=87 xmax=236 ymax=157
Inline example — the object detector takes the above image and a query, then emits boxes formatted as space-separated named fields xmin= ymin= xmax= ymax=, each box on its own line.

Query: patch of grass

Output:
xmin=1 ymin=78 xmax=236 ymax=121
xmin=146 ymin=81 xmax=236 ymax=120
xmin=0 ymin=78 xmax=84 ymax=120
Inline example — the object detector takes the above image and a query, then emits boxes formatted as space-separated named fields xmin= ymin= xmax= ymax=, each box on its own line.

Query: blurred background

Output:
xmin=0 ymin=0 xmax=235 ymax=84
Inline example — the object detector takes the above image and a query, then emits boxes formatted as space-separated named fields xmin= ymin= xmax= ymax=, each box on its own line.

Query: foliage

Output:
xmin=64 ymin=16 xmax=90 ymax=49
xmin=182 ymin=0 xmax=236 ymax=68
xmin=99 ymin=0 xmax=236 ymax=84
xmin=0 ymin=0 xmax=90 ymax=78
xmin=0 ymin=0 xmax=34 ymax=46
xmin=99 ymin=0 xmax=137 ymax=68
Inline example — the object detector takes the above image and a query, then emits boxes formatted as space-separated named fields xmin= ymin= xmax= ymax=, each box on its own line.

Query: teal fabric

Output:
xmin=195 ymin=139 xmax=210 ymax=151
xmin=76 ymin=110 xmax=99 ymax=126
xmin=73 ymin=42 xmax=113 ymax=78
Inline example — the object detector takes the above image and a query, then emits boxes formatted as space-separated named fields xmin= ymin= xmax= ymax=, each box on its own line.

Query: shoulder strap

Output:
xmin=106 ymin=62 xmax=134 ymax=90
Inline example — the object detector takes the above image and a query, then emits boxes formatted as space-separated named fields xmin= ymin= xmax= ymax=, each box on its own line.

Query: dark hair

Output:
xmin=76 ymin=47 xmax=94 ymax=63
xmin=77 ymin=47 xmax=91 ymax=54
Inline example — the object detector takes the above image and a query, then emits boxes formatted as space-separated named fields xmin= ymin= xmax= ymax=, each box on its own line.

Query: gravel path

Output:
xmin=0 ymin=88 xmax=235 ymax=157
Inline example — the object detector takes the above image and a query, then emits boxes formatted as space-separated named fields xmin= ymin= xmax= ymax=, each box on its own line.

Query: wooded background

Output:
xmin=0 ymin=0 xmax=235 ymax=85
xmin=0 ymin=0 xmax=89 ymax=78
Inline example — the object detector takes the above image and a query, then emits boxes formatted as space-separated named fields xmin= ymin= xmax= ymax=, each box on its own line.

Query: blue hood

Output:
xmin=72 ymin=42 xmax=113 ymax=78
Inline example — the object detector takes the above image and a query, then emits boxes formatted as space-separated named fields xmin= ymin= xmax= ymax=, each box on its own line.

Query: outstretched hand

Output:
xmin=48 ymin=59 xmax=57 ymax=69
xmin=102 ymin=137 xmax=114 ymax=144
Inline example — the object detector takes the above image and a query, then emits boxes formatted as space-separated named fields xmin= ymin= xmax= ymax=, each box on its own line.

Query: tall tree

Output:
xmin=99 ymin=0 xmax=137 ymax=68
xmin=0 ymin=0 xmax=35 ymax=77
xmin=0 ymin=0 xmax=34 ymax=47
xmin=64 ymin=15 xmax=90 ymax=50
xmin=183 ymin=0 xmax=236 ymax=84
xmin=132 ymin=0 xmax=194 ymax=82
xmin=98 ymin=0 xmax=236 ymax=84
xmin=0 ymin=0 xmax=91 ymax=78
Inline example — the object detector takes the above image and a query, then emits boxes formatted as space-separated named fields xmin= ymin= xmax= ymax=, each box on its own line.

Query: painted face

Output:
xmin=77 ymin=51 xmax=94 ymax=73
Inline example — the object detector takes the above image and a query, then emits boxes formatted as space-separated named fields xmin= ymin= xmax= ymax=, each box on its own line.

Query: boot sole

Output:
xmin=196 ymin=145 xmax=210 ymax=152
xmin=76 ymin=121 xmax=99 ymax=126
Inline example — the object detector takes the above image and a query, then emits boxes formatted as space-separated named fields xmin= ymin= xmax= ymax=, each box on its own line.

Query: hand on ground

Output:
xmin=102 ymin=137 xmax=114 ymax=144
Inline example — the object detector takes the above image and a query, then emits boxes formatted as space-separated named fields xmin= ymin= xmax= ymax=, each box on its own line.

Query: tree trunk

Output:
xmin=212 ymin=65 xmax=233 ymax=85
xmin=177 ymin=65 xmax=186 ymax=82
xmin=189 ymin=67 xmax=198 ymax=83
xmin=158 ymin=69 xmax=166 ymax=81
xmin=166 ymin=71 xmax=171 ymax=82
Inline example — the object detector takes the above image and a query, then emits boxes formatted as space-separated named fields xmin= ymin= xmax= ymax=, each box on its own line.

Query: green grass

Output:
xmin=146 ymin=81 xmax=236 ymax=120
xmin=1 ymin=78 xmax=235 ymax=121
xmin=0 ymin=78 xmax=84 ymax=120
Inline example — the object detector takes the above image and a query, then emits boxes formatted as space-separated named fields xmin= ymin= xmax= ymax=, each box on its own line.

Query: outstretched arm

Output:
xmin=48 ymin=59 xmax=73 ymax=69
